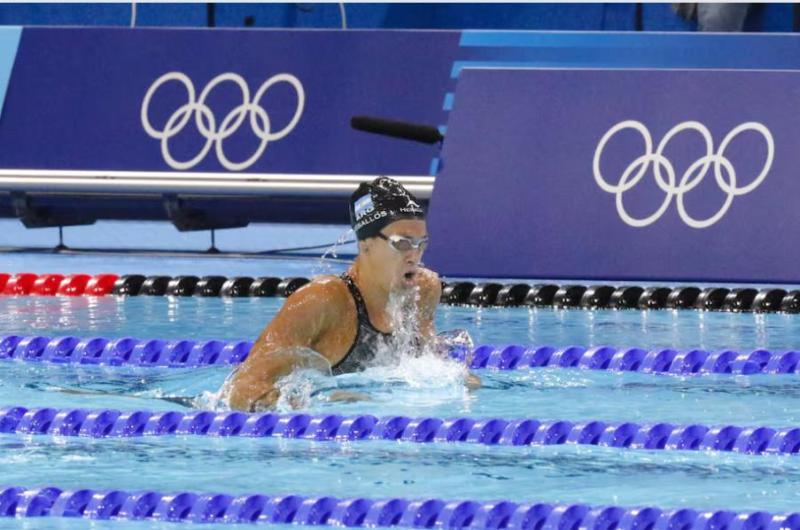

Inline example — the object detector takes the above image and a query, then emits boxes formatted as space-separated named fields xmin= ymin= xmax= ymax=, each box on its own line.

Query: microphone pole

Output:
xmin=350 ymin=116 xmax=444 ymax=145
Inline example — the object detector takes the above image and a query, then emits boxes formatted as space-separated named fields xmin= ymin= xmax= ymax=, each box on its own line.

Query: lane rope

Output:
xmin=1 ymin=405 xmax=799 ymax=455
xmin=0 ymin=485 xmax=796 ymax=528
xmin=0 ymin=273 xmax=798 ymax=313
xmin=1 ymin=334 xmax=799 ymax=376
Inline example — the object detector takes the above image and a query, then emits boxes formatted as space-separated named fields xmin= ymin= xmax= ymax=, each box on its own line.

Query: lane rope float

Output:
xmin=0 ymin=485 xmax=796 ymax=528
xmin=1 ymin=334 xmax=799 ymax=376
xmin=1 ymin=272 xmax=798 ymax=313
xmin=1 ymin=405 xmax=799 ymax=455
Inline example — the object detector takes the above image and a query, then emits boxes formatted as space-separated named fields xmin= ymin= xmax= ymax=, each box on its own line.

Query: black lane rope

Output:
xmin=2 ymin=272 xmax=799 ymax=313
xmin=112 ymin=276 xmax=800 ymax=313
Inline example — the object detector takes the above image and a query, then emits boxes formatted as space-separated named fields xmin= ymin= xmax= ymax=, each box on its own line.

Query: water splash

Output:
xmin=274 ymin=368 xmax=338 ymax=412
xmin=436 ymin=328 xmax=474 ymax=363
xmin=216 ymin=347 xmax=336 ymax=412
xmin=196 ymin=389 xmax=226 ymax=411
xmin=312 ymin=228 xmax=356 ymax=277
xmin=363 ymin=354 xmax=470 ymax=391
xmin=363 ymin=285 xmax=475 ymax=395
xmin=369 ymin=287 xmax=423 ymax=366
xmin=215 ymin=273 xmax=477 ymax=412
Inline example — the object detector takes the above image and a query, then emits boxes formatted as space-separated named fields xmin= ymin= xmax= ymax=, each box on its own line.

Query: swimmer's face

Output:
xmin=362 ymin=219 xmax=428 ymax=290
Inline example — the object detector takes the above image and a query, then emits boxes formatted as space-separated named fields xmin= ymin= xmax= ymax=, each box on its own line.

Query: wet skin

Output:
xmin=228 ymin=219 xmax=443 ymax=411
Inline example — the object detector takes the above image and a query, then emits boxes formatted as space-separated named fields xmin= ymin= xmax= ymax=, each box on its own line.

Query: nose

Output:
xmin=406 ymin=248 xmax=422 ymax=264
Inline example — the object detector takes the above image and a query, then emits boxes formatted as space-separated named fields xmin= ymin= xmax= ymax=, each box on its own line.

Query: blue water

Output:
xmin=1 ymin=252 xmax=800 ymax=526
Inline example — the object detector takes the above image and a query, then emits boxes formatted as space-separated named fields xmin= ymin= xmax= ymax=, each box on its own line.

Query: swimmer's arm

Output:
xmin=419 ymin=272 xmax=480 ymax=389
xmin=228 ymin=282 xmax=337 ymax=411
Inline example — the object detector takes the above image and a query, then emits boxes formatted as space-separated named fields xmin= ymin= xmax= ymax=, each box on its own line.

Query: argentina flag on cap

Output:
xmin=354 ymin=194 xmax=374 ymax=220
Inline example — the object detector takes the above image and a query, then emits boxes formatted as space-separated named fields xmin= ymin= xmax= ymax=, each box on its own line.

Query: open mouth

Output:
xmin=403 ymin=272 xmax=416 ymax=281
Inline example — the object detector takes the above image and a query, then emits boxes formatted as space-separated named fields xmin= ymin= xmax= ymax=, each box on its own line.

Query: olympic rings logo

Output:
xmin=592 ymin=120 xmax=774 ymax=229
xmin=141 ymin=72 xmax=305 ymax=171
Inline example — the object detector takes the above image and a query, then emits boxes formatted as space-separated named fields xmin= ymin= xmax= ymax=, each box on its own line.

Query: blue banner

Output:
xmin=5 ymin=29 xmax=800 ymax=178
xmin=0 ymin=28 xmax=459 ymax=175
xmin=0 ymin=26 xmax=20 ymax=118
xmin=426 ymin=68 xmax=800 ymax=284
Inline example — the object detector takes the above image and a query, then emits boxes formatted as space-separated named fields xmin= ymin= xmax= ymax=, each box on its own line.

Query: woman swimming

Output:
xmin=227 ymin=177 xmax=476 ymax=411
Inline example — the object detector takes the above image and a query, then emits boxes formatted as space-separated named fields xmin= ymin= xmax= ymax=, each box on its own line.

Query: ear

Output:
xmin=358 ymin=240 xmax=369 ymax=254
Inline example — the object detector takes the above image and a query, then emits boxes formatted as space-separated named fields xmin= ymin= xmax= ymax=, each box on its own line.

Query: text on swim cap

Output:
xmin=354 ymin=195 xmax=375 ymax=221
xmin=353 ymin=210 xmax=389 ymax=232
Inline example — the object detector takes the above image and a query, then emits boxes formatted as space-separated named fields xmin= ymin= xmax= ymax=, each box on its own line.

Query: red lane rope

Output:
xmin=0 ymin=273 xmax=118 ymax=296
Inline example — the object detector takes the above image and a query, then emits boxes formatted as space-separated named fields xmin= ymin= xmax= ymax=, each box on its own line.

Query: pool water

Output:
xmin=0 ymin=254 xmax=800 ymax=528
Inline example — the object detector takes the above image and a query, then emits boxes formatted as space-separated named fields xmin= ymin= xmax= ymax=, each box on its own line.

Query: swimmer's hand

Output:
xmin=248 ymin=389 xmax=281 ymax=412
xmin=328 ymin=390 xmax=372 ymax=403
xmin=465 ymin=372 xmax=481 ymax=390
xmin=228 ymin=346 xmax=333 ymax=412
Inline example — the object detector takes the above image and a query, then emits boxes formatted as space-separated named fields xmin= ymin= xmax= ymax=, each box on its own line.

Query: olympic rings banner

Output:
xmin=0 ymin=27 xmax=459 ymax=175
xmin=426 ymin=68 xmax=800 ymax=283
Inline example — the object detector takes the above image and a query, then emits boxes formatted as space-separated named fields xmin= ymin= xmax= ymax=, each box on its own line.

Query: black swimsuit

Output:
xmin=331 ymin=274 xmax=393 ymax=375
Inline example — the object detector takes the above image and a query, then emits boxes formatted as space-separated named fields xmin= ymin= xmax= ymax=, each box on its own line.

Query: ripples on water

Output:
xmin=3 ymin=297 xmax=800 ymax=352
xmin=1 ymin=434 xmax=799 ymax=512
xmin=1 ymin=292 xmax=800 ymax=515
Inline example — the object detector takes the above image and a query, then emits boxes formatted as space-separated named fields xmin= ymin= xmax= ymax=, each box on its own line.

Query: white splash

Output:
xmin=358 ymin=285 xmax=474 ymax=395
xmin=312 ymin=228 xmax=356 ymax=277
xmin=274 ymin=368 xmax=337 ymax=412
xmin=217 ymin=268 xmax=477 ymax=412
xmin=196 ymin=388 xmax=228 ymax=411
xmin=363 ymin=353 xmax=469 ymax=390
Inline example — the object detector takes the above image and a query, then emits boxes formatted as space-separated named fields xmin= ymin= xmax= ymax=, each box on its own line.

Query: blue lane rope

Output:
xmin=0 ymin=485 xmax=797 ymax=528
xmin=459 ymin=344 xmax=799 ymax=375
xmin=2 ymin=405 xmax=800 ymax=455
xmin=1 ymin=334 xmax=799 ymax=375
xmin=0 ymin=334 xmax=253 ymax=367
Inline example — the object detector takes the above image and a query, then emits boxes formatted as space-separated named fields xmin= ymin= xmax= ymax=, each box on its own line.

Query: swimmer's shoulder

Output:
xmin=286 ymin=275 xmax=354 ymax=316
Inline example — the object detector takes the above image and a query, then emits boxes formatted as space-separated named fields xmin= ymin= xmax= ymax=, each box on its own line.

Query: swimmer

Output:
xmin=228 ymin=176 xmax=479 ymax=411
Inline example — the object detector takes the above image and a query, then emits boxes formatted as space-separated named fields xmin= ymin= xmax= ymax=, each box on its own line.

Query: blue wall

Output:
xmin=0 ymin=3 xmax=206 ymax=27
xmin=0 ymin=3 xmax=792 ymax=33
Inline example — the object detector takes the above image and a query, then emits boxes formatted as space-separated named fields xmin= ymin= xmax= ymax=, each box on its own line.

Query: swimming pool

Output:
xmin=1 ymin=252 xmax=800 ymax=528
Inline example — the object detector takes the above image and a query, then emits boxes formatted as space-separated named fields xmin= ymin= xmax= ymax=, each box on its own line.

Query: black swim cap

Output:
xmin=350 ymin=177 xmax=425 ymax=240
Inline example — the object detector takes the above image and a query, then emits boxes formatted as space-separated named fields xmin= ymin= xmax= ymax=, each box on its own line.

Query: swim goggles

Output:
xmin=377 ymin=232 xmax=430 ymax=252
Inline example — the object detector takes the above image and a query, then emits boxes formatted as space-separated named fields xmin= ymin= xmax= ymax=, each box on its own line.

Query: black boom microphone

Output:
xmin=350 ymin=116 xmax=444 ymax=145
